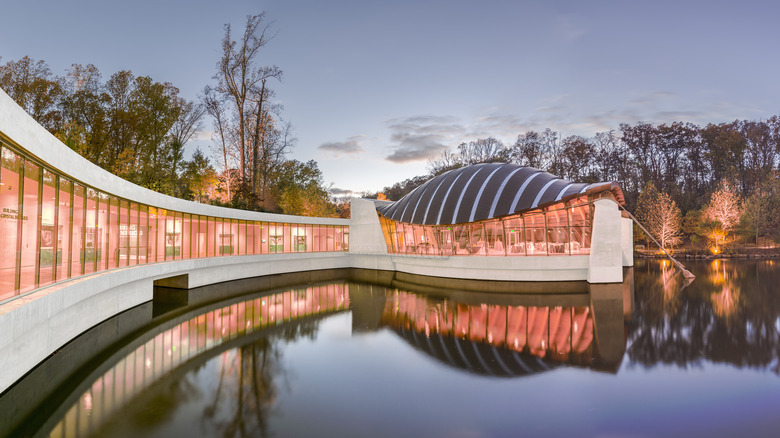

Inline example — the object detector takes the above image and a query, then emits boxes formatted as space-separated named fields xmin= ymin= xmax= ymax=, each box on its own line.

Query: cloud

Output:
xmin=318 ymin=135 xmax=365 ymax=156
xmin=329 ymin=187 xmax=353 ymax=196
xmin=384 ymin=116 xmax=464 ymax=163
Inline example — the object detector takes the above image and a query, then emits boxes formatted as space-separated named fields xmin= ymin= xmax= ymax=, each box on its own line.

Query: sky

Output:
xmin=1 ymin=0 xmax=778 ymax=195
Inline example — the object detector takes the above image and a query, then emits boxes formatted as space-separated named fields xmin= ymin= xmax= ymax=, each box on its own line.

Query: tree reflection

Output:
xmin=199 ymin=320 xmax=319 ymax=438
xmin=627 ymin=259 xmax=780 ymax=374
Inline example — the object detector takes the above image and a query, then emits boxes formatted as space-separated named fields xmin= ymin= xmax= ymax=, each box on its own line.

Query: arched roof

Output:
xmin=394 ymin=327 xmax=559 ymax=378
xmin=376 ymin=163 xmax=624 ymax=225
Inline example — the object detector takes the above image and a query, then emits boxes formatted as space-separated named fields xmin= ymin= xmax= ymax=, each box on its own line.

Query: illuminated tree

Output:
xmin=704 ymin=182 xmax=742 ymax=244
xmin=636 ymin=182 xmax=683 ymax=250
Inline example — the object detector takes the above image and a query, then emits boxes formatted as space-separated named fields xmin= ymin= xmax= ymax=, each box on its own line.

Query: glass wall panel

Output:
xmin=94 ymin=193 xmax=107 ymax=272
xmin=0 ymin=147 xmax=21 ymax=298
xmin=504 ymin=217 xmax=526 ymax=255
xmin=119 ymin=199 xmax=129 ymax=267
xmin=313 ymin=225 xmax=321 ymax=252
xmin=39 ymin=170 xmax=57 ymax=287
xmin=107 ymin=196 xmax=119 ymax=268
xmin=206 ymin=217 xmax=215 ymax=257
xmin=247 ymin=221 xmax=255 ymax=254
xmin=229 ymin=219 xmax=238 ymax=255
xmin=83 ymin=190 xmax=99 ymax=273
xmin=181 ymin=213 xmax=191 ymax=259
xmin=19 ymin=159 xmax=40 ymax=294
xmin=139 ymin=205 xmax=148 ymax=264
xmin=56 ymin=178 xmax=72 ymax=280
xmin=197 ymin=216 xmax=206 ymax=257
xmin=71 ymin=184 xmax=85 ymax=277
xmin=342 ymin=226 xmax=349 ymax=251
xmin=525 ymin=212 xmax=546 ymax=255
xmin=484 ymin=220 xmax=505 ymax=256
xmin=546 ymin=205 xmax=569 ymax=255
xmin=283 ymin=223 xmax=291 ymax=253
xmin=238 ymin=221 xmax=246 ymax=255
xmin=149 ymin=208 xmax=160 ymax=262
xmin=128 ymin=203 xmax=139 ymax=265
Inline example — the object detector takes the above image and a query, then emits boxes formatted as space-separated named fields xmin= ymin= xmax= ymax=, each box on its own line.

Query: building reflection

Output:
xmin=28 ymin=278 xmax=631 ymax=438
xmin=46 ymin=283 xmax=349 ymax=438
xmin=378 ymin=292 xmax=601 ymax=376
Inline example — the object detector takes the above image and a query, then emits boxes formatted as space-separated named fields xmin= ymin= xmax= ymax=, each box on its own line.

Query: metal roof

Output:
xmin=376 ymin=163 xmax=623 ymax=225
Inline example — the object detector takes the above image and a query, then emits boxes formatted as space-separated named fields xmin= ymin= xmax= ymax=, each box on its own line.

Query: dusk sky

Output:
xmin=2 ymin=0 xmax=778 ymax=195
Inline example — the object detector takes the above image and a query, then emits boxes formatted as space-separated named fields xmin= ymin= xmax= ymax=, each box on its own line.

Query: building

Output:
xmin=0 ymin=86 xmax=632 ymax=393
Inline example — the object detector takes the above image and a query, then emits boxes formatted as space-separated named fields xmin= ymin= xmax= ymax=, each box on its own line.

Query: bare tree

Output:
xmin=203 ymin=86 xmax=234 ymax=200
xmin=213 ymin=13 xmax=284 ymax=205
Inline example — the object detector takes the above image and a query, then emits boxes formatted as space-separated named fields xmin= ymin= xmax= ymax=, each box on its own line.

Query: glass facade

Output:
xmin=378 ymin=198 xmax=592 ymax=257
xmin=0 ymin=141 xmax=349 ymax=303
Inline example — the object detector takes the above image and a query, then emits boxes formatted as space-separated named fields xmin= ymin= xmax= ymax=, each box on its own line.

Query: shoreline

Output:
xmin=635 ymin=250 xmax=780 ymax=260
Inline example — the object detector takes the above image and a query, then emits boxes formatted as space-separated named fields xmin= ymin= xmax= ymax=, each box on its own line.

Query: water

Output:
xmin=3 ymin=259 xmax=779 ymax=437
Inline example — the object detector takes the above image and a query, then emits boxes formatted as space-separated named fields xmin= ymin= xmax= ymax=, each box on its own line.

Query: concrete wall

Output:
xmin=588 ymin=198 xmax=625 ymax=283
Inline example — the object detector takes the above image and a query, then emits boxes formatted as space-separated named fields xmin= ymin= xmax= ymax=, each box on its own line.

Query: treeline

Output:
xmin=377 ymin=119 xmax=780 ymax=246
xmin=0 ymin=13 xmax=342 ymax=217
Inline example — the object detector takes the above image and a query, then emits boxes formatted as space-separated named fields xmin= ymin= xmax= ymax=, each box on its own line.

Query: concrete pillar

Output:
xmin=621 ymin=217 xmax=634 ymax=267
xmin=588 ymin=198 xmax=623 ymax=283
xmin=349 ymin=199 xmax=389 ymax=255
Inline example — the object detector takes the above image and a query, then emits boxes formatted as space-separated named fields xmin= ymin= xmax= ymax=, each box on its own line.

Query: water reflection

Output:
xmin=380 ymin=292 xmax=599 ymax=376
xmin=627 ymin=259 xmax=780 ymax=373
xmin=48 ymin=284 xmax=349 ymax=438
xmin=5 ymin=260 xmax=780 ymax=437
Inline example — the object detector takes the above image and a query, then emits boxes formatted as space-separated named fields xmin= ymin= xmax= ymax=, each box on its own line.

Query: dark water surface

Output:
xmin=3 ymin=259 xmax=780 ymax=437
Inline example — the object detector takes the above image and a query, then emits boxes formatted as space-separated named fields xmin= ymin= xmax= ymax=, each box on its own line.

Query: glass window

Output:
xmin=149 ymin=207 xmax=160 ymax=262
xmin=238 ymin=220 xmax=246 ymax=255
xmin=525 ymin=212 xmax=546 ymax=255
xmin=19 ymin=159 xmax=41 ymax=294
xmin=139 ymin=205 xmax=149 ymax=264
xmin=283 ymin=223 xmax=291 ymax=253
xmin=181 ymin=213 xmax=191 ymax=260
xmin=504 ymin=216 xmax=526 ymax=255
xmin=107 ymin=196 xmax=119 ymax=268
xmin=0 ymin=147 xmax=21 ymax=299
xmin=119 ymin=199 xmax=129 ymax=267
xmin=546 ymin=205 xmax=569 ymax=255
xmin=82 ymin=189 xmax=99 ymax=273
xmin=129 ymin=203 xmax=140 ymax=265
xmin=39 ymin=169 xmax=57 ymax=287
xmin=56 ymin=178 xmax=72 ymax=280
xmin=71 ymin=184 xmax=85 ymax=276
xmin=97 ymin=193 xmax=109 ymax=271
xmin=206 ymin=216 xmax=215 ymax=257
xmin=247 ymin=221 xmax=255 ymax=254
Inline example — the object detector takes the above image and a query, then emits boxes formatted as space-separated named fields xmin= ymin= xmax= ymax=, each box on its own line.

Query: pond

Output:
xmin=1 ymin=259 xmax=779 ymax=437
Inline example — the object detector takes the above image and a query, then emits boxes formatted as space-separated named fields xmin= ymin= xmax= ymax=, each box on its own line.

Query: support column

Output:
xmin=588 ymin=198 xmax=623 ymax=283
xmin=349 ymin=199 xmax=389 ymax=255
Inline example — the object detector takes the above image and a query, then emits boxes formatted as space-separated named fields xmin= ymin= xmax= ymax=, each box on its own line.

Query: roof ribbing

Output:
xmin=376 ymin=163 xmax=622 ymax=225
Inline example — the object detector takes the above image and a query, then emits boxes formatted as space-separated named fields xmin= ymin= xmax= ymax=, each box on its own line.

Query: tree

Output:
xmin=704 ymin=182 xmax=742 ymax=244
xmin=274 ymin=160 xmax=335 ymax=216
xmin=740 ymin=173 xmax=780 ymax=246
xmin=211 ymin=12 xmax=285 ymax=207
xmin=635 ymin=182 xmax=683 ymax=250
xmin=181 ymin=148 xmax=218 ymax=203
xmin=0 ymin=56 xmax=63 ymax=131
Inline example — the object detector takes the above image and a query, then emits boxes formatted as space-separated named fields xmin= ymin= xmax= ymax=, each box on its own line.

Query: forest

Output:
xmin=375 ymin=119 xmax=780 ymax=250
xmin=0 ymin=13 xmax=343 ymax=218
